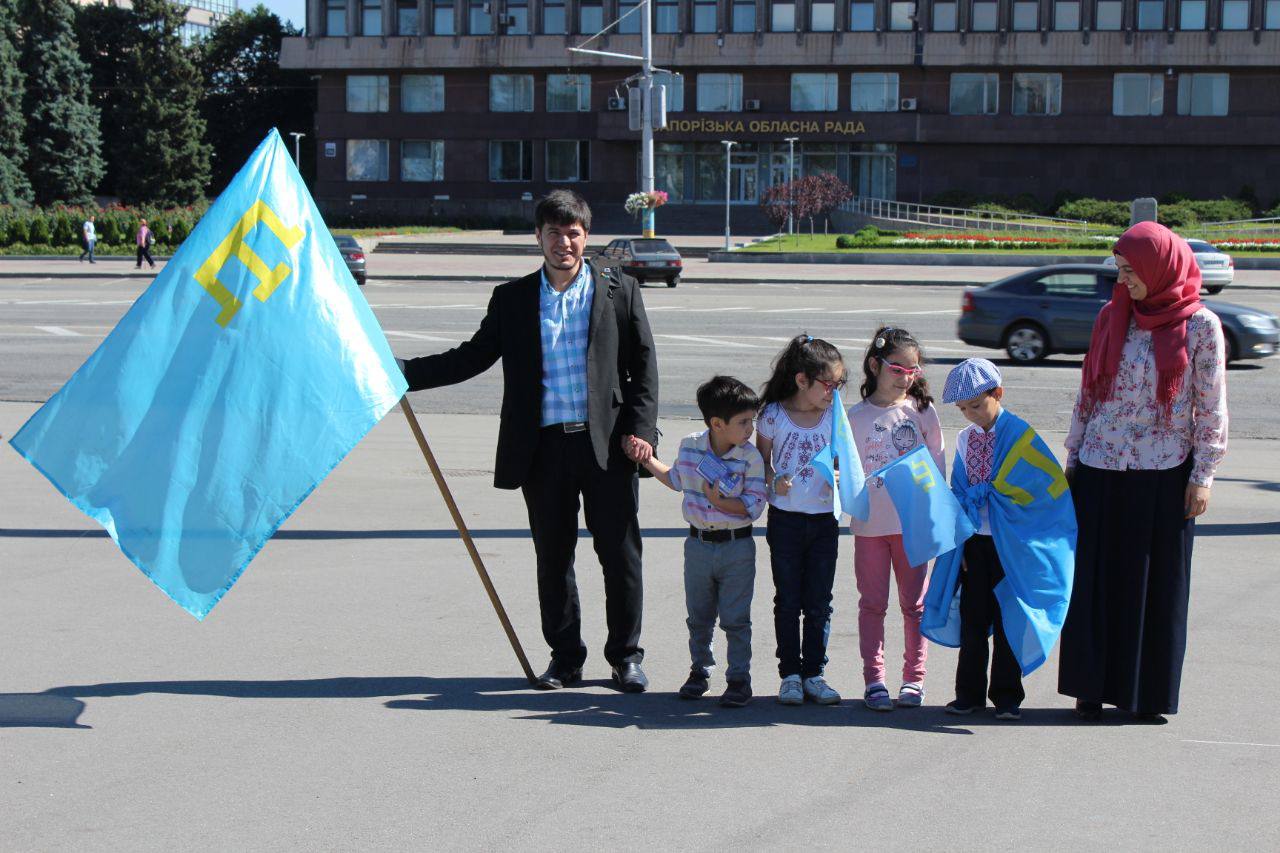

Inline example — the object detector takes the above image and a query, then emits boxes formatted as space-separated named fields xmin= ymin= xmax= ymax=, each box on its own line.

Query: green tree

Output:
xmin=0 ymin=0 xmax=31 ymax=204
xmin=75 ymin=0 xmax=134 ymax=200
xmin=107 ymin=0 xmax=212 ymax=203
xmin=19 ymin=0 xmax=104 ymax=204
xmin=199 ymin=5 xmax=315 ymax=190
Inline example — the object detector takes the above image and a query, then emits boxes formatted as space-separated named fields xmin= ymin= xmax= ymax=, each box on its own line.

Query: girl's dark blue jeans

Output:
xmin=766 ymin=506 xmax=840 ymax=679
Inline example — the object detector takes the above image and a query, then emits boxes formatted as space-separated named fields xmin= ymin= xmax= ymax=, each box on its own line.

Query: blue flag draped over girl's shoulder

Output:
xmin=8 ymin=130 xmax=407 ymax=619
xmin=921 ymin=410 xmax=1077 ymax=676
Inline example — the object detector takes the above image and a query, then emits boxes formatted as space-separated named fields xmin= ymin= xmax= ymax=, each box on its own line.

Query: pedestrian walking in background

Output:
xmin=80 ymin=214 xmax=96 ymax=263
xmin=136 ymin=219 xmax=156 ymax=269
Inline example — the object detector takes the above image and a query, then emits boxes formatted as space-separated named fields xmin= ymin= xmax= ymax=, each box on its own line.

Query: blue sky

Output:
xmin=249 ymin=0 xmax=306 ymax=29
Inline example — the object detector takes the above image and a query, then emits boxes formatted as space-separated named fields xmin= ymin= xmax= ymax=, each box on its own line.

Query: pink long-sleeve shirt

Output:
xmin=847 ymin=398 xmax=946 ymax=537
xmin=1065 ymin=307 xmax=1228 ymax=488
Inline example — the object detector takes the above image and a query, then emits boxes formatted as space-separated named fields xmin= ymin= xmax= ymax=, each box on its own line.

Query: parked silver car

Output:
xmin=1103 ymin=238 xmax=1233 ymax=294
xmin=332 ymin=234 xmax=367 ymax=286
xmin=595 ymin=238 xmax=683 ymax=287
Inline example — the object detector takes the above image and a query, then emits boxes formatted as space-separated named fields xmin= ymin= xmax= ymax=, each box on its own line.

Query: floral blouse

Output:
xmin=1065 ymin=307 xmax=1228 ymax=487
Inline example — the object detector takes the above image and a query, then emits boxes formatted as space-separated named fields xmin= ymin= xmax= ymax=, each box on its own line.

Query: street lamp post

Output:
xmin=721 ymin=140 xmax=736 ymax=251
xmin=289 ymin=132 xmax=306 ymax=167
xmin=784 ymin=136 xmax=799 ymax=238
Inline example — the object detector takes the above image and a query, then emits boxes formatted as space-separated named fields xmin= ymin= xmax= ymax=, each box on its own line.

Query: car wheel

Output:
xmin=1004 ymin=322 xmax=1049 ymax=363
xmin=1204 ymin=284 xmax=1224 ymax=295
xmin=1223 ymin=330 xmax=1236 ymax=362
xmin=666 ymin=276 xmax=679 ymax=288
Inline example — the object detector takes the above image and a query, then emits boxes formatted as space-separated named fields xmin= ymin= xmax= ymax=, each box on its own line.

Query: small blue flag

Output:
xmin=809 ymin=388 xmax=869 ymax=522
xmin=8 ymin=130 xmax=407 ymax=619
xmin=874 ymin=445 xmax=975 ymax=567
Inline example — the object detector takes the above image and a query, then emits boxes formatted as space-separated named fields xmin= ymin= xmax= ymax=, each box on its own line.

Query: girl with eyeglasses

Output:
xmin=755 ymin=334 xmax=847 ymax=706
xmin=847 ymin=326 xmax=945 ymax=712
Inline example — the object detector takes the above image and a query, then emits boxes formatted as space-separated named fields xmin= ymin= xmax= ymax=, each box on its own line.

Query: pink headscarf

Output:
xmin=1080 ymin=221 xmax=1203 ymax=418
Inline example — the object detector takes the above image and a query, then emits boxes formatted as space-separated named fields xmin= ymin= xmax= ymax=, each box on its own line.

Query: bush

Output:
xmin=1182 ymin=198 xmax=1253 ymax=223
xmin=1157 ymin=204 xmax=1198 ymax=228
xmin=27 ymin=211 xmax=50 ymax=245
xmin=1055 ymin=198 xmax=1131 ymax=226
xmin=50 ymin=209 xmax=78 ymax=247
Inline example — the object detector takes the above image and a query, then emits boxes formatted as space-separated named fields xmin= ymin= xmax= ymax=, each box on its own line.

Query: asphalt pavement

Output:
xmin=2 ymin=263 xmax=1278 ymax=850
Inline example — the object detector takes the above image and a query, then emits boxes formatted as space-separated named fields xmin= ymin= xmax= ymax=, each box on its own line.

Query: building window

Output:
xmin=433 ymin=0 xmax=455 ymax=33
xmin=327 ymin=0 xmax=347 ymax=35
xmin=362 ymin=0 xmax=382 ymax=35
xmin=1012 ymin=0 xmax=1038 ymax=28
xmin=1137 ymin=0 xmax=1165 ymax=28
xmin=851 ymin=72 xmax=899 ymax=111
xmin=347 ymin=139 xmax=389 ymax=181
xmin=402 ymin=74 xmax=445 ymax=111
xmin=1268 ymin=0 xmax=1280 ymax=28
xmin=347 ymin=75 xmax=390 ymax=112
xmin=543 ymin=0 xmax=566 ymax=33
xmin=579 ymin=0 xmax=603 ymax=33
xmin=618 ymin=0 xmax=641 ymax=32
xmin=1177 ymin=73 xmax=1228 ymax=116
xmin=950 ymin=72 xmax=999 ymax=114
xmin=1221 ymin=0 xmax=1249 ymax=28
xmin=971 ymin=1 xmax=998 ymax=30
xmin=490 ymin=74 xmax=535 ymax=111
xmin=732 ymin=0 xmax=756 ymax=30
xmin=791 ymin=73 xmax=838 ymax=111
xmin=933 ymin=1 xmax=957 ymax=29
xmin=547 ymin=73 xmax=591 ymax=111
xmin=812 ymin=1 xmax=836 ymax=29
xmin=1012 ymin=72 xmax=1061 ymax=115
xmin=1112 ymin=73 xmax=1163 ymax=115
xmin=469 ymin=0 xmax=492 ymax=32
xmin=655 ymin=0 xmax=679 ymax=31
xmin=803 ymin=143 xmax=839 ymax=177
xmin=656 ymin=143 xmax=685 ymax=203
xmin=402 ymin=140 xmax=444 ymax=181
xmin=489 ymin=140 xmax=533 ymax=181
xmin=773 ymin=1 xmax=796 ymax=30
xmin=507 ymin=0 xmax=530 ymax=33
xmin=397 ymin=0 xmax=419 ymax=34
xmin=693 ymin=0 xmax=717 ymax=31
xmin=547 ymin=140 xmax=590 ymax=182
xmin=1178 ymin=0 xmax=1205 ymax=27
xmin=849 ymin=1 xmax=875 ymax=29
xmin=655 ymin=71 xmax=685 ymax=111
xmin=1094 ymin=0 xmax=1122 ymax=28
xmin=889 ymin=1 xmax=914 ymax=28
xmin=697 ymin=73 xmax=743 ymax=111
xmin=1054 ymin=0 xmax=1079 ymax=27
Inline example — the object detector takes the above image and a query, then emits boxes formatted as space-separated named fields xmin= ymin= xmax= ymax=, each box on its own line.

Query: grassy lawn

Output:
xmin=331 ymin=225 xmax=463 ymax=238
xmin=736 ymin=233 xmax=1280 ymax=257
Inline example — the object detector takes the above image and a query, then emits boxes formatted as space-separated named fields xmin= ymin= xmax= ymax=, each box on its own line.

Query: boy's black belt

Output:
xmin=688 ymin=526 xmax=753 ymax=542
xmin=546 ymin=421 xmax=588 ymax=433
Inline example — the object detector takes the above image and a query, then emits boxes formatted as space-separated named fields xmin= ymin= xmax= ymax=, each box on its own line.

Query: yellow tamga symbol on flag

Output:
xmin=194 ymin=200 xmax=305 ymax=327
xmin=910 ymin=457 xmax=936 ymax=493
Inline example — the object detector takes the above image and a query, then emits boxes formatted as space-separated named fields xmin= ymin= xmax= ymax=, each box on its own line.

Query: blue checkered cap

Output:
xmin=942 ymin=358 xmax=1003 ymax=403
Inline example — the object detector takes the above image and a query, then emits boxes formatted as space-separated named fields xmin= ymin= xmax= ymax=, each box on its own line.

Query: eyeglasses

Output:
xmin=878 ymin=358 xmax=922 ymax=377
xmin=814 ymin=377 xmax=848 ymax=392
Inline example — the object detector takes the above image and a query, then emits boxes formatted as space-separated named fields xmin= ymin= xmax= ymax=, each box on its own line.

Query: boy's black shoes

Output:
xmin=1074 ymin=700 xmax=1103 ymax=721
xmin=679 ymin=671 xmax=710 ymax=699
xmin=533 ymin=663 xmax=582 ymax=690
xmin=719 ymin=681 xmax=752 ymax=708
xmin=945 ymin=699 xmax=979 ymax=715
xmin=994 ymin=705 xmax=1022 ymax=721
xmin=611 ymin=662 xmax=649 ymax=693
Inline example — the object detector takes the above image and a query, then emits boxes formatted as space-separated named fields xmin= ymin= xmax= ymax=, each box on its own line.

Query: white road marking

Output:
xmin=761 ymin=307 xmax=825 ymax=313
xmin=897 ymin=309 xmax=960 ymax=315
xmin=1182 ymin=739 xmax=1280 ymax=748
xmin=384 ymin=330 xmax=461 ymax=343
xmin=34 ymin=326 xmax=81 ymax=337
xmin=656 ymin=334 xmax=764 ymax=348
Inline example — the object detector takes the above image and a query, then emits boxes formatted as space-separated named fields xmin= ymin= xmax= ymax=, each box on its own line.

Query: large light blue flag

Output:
xmin=922 ymin=411 xmax=1076 ymax=675
xmin=875 ymin=445 xmax=976 ymax=567
xmin=9 ymin=130 xmax=407 ymax=619
xmin=809 ymin=388 xmax=869 ymax=522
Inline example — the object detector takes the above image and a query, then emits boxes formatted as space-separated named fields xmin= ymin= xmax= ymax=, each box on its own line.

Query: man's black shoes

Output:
xmin=611 ymin=662 xmax=649 ymax=693
xmin=533 ymin=664 xmax=582 ymax=691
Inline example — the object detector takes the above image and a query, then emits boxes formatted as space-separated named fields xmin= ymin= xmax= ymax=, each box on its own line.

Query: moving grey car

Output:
xmin=332 ymin=234 xmax=367 ymax=285
xmin=596 ymin=238 xmax=683 ymax=287
xmin=958 ymin=264 xmax=1279 ymax=363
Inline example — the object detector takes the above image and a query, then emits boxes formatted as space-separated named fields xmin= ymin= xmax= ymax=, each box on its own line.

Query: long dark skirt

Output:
xmin=1058 ymin=457 xmax=1195 ymax=714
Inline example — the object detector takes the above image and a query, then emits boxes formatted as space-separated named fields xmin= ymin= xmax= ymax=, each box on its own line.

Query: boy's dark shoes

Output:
xmin=1073 ymin=700 xmax=1103 ymax=721
xmin=1131 ymin=712 xmax=1167 ymax=725
xmin=679 ymin=671 xmax=710 ymax=699
xmin=534 ymin=664 xmax=583 ymax=690
xmin=994 ymin=706 xmax=1022 ymax=721
xmin=719 ymin=681 xmax=752 ymax=708
xmin=945 ymin=699 xmax=979 ymax=715
xmin=611 ymin=662 xmax=649 ymax=693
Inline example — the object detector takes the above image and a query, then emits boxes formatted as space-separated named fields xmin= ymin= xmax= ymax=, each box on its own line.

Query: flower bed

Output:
xmin=891 ymin=232 xmax=1117 ymax=250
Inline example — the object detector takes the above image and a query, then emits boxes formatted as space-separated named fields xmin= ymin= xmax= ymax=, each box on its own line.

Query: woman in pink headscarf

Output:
xmin=1058 ymin=221 xmax=1228 ymax=723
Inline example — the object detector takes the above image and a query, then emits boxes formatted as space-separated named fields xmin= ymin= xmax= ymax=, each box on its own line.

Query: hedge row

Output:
xmin=0 ymin=204 xmax=210 ymax=250
xmin=926 ymin=192 xmax=1275 ymax=226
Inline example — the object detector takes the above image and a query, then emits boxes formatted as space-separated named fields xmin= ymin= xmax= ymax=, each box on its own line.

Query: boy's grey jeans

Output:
xmin=684 ymin=534 xmax=756 ymax=683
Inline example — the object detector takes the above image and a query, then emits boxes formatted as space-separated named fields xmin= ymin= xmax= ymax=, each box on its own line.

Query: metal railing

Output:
xmin=1191 ymin=217 xmax=1280 ymax=239
xmin=838 ymin=196 xmax=1092 ymax=234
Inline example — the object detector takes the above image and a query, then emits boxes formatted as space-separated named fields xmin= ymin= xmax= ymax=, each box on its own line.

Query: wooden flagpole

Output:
xmin=399 ymin=397 xmax=536 ymax=684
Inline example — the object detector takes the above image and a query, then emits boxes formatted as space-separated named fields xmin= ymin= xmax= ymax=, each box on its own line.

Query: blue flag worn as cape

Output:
xmin=9 ymin=130 xmax=407 ymax=619
xmin=921 ymin=410 xmax=1077 ymax=676
xmin=809 ymin=388 xmax=869 ymax=522
xmin=873 ymin=445 xmax=975 ymax=567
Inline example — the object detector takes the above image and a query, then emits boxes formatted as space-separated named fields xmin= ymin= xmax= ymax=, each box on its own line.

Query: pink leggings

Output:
xmin=854 ymin=534 xmax=928 ymax=686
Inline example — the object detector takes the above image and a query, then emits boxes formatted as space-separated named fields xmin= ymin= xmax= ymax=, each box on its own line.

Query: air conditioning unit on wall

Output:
xmin=606 ymin=96 xmax=626 ymax=110
xmin=900 ymin=97 xmax=918 ymax=111
xmin=744 ymin=99 xmax=761 ymax=111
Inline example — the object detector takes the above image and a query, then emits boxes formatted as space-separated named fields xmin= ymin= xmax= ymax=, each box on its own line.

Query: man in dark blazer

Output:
xmin=399 ymin=191 xmax=660 ymax=692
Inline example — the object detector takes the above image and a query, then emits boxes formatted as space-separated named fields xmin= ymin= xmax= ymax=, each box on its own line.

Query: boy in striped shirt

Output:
xmin=638 ymin=376 xmax=767 ymax=706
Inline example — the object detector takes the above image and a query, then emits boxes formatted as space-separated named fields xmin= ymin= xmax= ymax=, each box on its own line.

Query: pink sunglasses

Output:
xmin=878 ymin=357 xmax=922 ymax=377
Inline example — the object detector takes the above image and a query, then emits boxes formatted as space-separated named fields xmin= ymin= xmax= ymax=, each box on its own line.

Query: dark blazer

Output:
xmin=402 ymin=260 xmax=659 ymax=490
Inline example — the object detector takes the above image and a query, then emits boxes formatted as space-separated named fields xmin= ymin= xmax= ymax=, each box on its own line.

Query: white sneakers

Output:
xmin=778 ymin=674 xmax=804 ymax=705
xmin=778 ymin=674 xmax=842 ymax=705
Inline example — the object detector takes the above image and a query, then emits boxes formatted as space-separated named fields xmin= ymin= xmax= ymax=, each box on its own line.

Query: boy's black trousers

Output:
xmin=956 ymin=534 xmax=1025 ymax=709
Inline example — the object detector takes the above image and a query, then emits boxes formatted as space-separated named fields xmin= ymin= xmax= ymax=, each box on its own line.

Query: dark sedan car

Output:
xmin=958 ymin=264 xmax=1279 ymax=363
xmin=596 ymin=238 xmax=683 ymax=287
xmin=332 ymin=234 xmax=367 ymax=285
